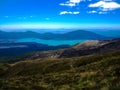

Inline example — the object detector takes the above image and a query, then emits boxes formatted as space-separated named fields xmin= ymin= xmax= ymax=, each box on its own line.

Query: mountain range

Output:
xmin=0 ymin=30 xmax=111 ymax=40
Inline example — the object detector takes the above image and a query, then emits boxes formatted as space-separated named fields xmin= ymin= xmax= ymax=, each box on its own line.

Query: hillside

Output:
xmin=0 ymin=30 xmax=110 ymax=40
xmin=24 ymin=38 xmax=120 ymax=59
xmin=59 ymin=38 xmax=120 ymax=58
xmin=0 ymin=42 xmax=69 ymax=57
xmin=0 ymin=51 xmax=120 ymax=89
xmin=1 ymin=38 xmax=119 ymax=63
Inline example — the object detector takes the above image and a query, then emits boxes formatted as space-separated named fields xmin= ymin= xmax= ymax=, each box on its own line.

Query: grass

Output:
xmin=0 ymin=51 xmax=120 ymax=90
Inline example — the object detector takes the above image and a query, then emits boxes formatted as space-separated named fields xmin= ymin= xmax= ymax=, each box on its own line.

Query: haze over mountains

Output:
xmin=0 ymin=30 xmax=111 ymax=40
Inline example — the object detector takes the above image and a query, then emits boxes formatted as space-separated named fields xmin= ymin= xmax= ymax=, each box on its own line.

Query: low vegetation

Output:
xmin=0 ymin=51 xmax=120 ymax=90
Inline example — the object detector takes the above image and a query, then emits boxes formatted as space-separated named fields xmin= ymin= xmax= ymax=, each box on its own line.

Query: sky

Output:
xmin=0 ymin=0 xmax=120 ymax=30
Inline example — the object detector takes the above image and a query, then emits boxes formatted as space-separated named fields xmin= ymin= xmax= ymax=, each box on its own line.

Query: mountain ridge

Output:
xmin=0 ymin=30 xmax=111 ymax=40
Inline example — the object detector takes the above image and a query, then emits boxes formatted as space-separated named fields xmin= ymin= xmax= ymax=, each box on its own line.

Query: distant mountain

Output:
xmin=0 ymin=30 xmax=111 ymax=40
xmin=0 ymin=31 xmax=41 ymax=39
xmin=93 ymin=30 xmax=120 ymax=38
xmin=58 ymin=30 xmax=110 ymax=40
xmin=26 ymin=38 xmax=120 ymax=59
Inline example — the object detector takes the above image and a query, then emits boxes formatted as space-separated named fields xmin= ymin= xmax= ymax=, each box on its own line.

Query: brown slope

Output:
xmin=23 ymin=38 xmax=120 ymax=60
xmin=59 ymin=38 xmax=120 ymax=58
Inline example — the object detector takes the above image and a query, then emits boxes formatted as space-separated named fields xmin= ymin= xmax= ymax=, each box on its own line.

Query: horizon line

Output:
xmin=0 ymin=23 xmax=120 ymax=30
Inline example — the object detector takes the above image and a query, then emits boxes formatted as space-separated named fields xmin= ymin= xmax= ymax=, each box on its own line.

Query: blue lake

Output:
xmin=17 ymin=38 xmax=87 ymax=46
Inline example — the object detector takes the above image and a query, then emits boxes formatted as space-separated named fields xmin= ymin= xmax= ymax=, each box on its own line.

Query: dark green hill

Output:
xmin=0 ymin=42 xmax=69 ymax=57
xmin=60 ymin=30 xmax=110 ymax=40
xmin=0 ymin=51 xmax=120 ymax=90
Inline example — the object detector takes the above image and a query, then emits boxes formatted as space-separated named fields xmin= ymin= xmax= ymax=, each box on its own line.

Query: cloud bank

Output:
xmin=59 ymin=0 xmax=120 ymax=15
xmin=89 ymin=0 xmax=120 ymax=11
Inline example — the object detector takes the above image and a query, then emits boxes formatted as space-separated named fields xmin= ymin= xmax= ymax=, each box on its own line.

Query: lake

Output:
xmin=17 ymin=38 xmax=87 ymax=46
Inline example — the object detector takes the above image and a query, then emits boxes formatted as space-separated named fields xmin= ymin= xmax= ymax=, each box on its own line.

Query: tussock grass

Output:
xmin=0 ymin=51 xmax=120 ymax=90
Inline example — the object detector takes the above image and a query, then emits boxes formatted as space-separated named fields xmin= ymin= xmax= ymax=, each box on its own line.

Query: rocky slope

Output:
xmin=25 ymin=38 xmax=120 ymax=59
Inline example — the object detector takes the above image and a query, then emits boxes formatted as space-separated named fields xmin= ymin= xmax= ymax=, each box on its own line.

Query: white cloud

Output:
xmin=59 ymin=0 xmax=83 ymax=7
xmin=103 ymin=0 xmax=112 ymax=1
xmin=60 ymin=11 xmax=80 ymax=15
xmin=89 ymin=1 xmax=120 ymax=11
xmin=87 ymin=10 xmax=97 ymax=13
xmin=98 ymin=11 xmax=107 ymax=14
xmin=87 ymin=10 xmax=107 ymax=14
xmin=73 ymin=11 xmax=80 ymax=14
xmin=60 ymin=11 xmax=69 ymax=15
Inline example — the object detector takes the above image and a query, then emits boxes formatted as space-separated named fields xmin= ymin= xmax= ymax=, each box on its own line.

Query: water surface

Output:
xmin=18 ymin=38 xmax=86 ymax=46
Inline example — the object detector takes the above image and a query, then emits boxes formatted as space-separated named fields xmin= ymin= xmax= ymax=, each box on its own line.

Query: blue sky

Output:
xmin=0 ymin=0 xmax=120 ymax=29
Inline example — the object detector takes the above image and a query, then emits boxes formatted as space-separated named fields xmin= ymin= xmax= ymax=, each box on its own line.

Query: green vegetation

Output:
xmin=0 ymin=51 xmax=120 ymax=90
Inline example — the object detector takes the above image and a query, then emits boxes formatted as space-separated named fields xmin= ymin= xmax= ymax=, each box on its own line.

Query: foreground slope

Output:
xmin=0 ymin=51 xmax=120 ymax=90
